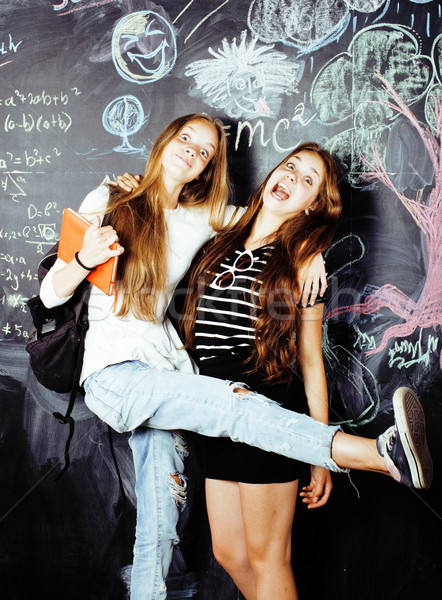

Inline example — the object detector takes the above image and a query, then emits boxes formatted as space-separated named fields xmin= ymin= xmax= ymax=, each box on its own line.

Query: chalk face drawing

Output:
xmin=112 ymin=10 xmax=177 ymax=84
xmin=185 ymin=31 xmax=304 ymax=120
xmin=102 ymin=95 xmax=146 ymax=154
xmin=312 ymin=24 xmax=433 ymax=184
xmin=329 ymin=79 xmax=442 ymax=370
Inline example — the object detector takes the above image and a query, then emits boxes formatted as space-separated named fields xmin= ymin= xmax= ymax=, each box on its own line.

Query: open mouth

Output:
xmin=271 ymin=182 xmax=290 ymax=201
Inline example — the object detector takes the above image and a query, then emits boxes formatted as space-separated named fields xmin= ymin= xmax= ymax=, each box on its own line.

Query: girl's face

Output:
xmin=262 ymin=150 xmax=324 ymax=222
xmin=161 ymin=118 xmax=219 ymax=186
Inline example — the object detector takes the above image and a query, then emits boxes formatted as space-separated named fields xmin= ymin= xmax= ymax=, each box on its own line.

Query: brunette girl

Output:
xmin=180 ymin=142 xmax=342 ymax=599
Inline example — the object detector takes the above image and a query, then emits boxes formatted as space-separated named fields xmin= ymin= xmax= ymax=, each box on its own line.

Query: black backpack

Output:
xmin=26 ymin=242 xmax=125 ymax=494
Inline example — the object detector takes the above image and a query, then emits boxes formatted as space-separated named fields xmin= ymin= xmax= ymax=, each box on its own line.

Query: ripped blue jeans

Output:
xmin=84 ymin=360 xmax=344 ymax=599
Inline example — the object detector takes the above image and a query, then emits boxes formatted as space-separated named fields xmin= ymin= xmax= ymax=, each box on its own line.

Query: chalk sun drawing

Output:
xmin=328 ymin=77 xmax=442 ymax=369
xmin=185 ymin=31 xmax=304 ymax=120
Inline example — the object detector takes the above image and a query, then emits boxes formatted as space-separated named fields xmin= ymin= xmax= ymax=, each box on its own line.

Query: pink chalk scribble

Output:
xmin=328 ymin=76 xmax=442 ymax=368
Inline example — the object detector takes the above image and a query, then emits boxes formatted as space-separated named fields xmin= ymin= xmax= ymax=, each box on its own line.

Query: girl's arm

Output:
xmin=41 ymin=215 xmax=123 ymax=306
xmin=296 ymin=302 xmax=333 ymax=509
xmin=51 ymin=216 xmax=123 ymax=298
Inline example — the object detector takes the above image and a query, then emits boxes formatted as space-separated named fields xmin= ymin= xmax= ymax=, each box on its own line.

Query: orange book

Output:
xmin=58 ymin=208 xmax=120 ymax=296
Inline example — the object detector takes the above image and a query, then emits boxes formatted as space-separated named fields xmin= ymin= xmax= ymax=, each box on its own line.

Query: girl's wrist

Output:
xmin=75 ymin=251 xmax=95 ymax=271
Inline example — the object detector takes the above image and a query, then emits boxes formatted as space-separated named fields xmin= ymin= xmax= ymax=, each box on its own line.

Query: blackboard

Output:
xmin=0 ymin=1 xmax=441 ymax=599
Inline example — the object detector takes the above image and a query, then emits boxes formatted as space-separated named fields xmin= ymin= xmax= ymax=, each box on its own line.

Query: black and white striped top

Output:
xmin=194 ymin=245 xmax=274 ymax=362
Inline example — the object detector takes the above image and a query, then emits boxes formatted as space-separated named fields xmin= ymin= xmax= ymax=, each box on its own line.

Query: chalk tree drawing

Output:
xmin=248 ymin=0 xmax=389 ymax=51
xmin=185 ymin=31 xmax=304 ymax=120
xmin=328 ymin=78 xmax=442 ymax=369
xmin=312 ymin=24 xmax=433 ymax=185
xmin=112 ymin=10 xmax=177 ymax=84
xmin=102 ymin=95 xmax=146 ymax=154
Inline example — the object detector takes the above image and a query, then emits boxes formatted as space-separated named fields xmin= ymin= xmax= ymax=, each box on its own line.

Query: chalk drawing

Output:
xmin=185 ymin=31 xmax=304 ymax=120
xmin=112 ymin=10 xmax=177 ymax=84
xmin=312 ymin=23 xmax=433 ymax=184
xmin=426 ymin=84 xmax=442 ymax=135
xmin=102 ymin=95 xmax=146 ymax=154
xmin=53 ymin=0 xmax=81 ymax=10
xmin=347 ymin=0 xmax=387 ymax=9
xmin=328 ymin=78 xmax=442 ymax=369
xmin=388 ymin=329 xmax=439 ymax=370
xmin=322 ymin=318 xmax=380 ymax=426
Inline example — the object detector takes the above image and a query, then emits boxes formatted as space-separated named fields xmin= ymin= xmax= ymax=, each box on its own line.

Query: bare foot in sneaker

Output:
xmin=377 ymin=387 xmax=433 ymax=490
xmin=330 ymin=387 xmax=433 ymax=490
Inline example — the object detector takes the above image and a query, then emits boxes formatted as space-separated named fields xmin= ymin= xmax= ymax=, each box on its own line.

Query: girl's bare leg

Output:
xmin=239 ymin=480 xmax=299 ymax=600
xmin=207 ymin=478 xmax=300 ymax=600
xmin=206 ymin=479 xmax=257 ymax=599
xmin=331 ymin=433 xmax=387 ymax=473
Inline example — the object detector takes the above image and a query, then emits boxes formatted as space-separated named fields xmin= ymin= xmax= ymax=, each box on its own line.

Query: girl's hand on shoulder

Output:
xmin=298 ymin=252 xmax=327 ymax=307
xmin=109 ymin=172 xmax=142 ymax=192
xmin=78 ymin=216 xmax=124 ymax=269
xmin=299 ymin=465 xmax=332 ymax=509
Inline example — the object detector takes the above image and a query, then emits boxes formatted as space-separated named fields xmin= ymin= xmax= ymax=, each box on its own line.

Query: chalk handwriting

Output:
xmin=0 ymin=34 xmax=23 ymax=56
xmin=4 ymin=112 xmax=72 ymax=133
xmin=0 ymin=173 xmax=27 ymax=203
xmin=0 ymin=89 xmax=72 ymax=107
xmin=354 ymin=328 xmax=377 ymax=352
xmin=233 ymin=105 xmax=313 ymax=152
xmin=388 ymin=329 xmax=439 ymax=370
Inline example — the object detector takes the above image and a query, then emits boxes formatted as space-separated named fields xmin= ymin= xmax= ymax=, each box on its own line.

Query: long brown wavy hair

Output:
xmin=103 ymin=113 xmax=230 ymax=321
xmin=181 ymin=142 xmax=342 ymax=384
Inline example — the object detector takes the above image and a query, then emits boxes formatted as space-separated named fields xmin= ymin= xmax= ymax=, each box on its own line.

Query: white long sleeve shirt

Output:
xmin=40 ymin=186 xmax=240 ymax=383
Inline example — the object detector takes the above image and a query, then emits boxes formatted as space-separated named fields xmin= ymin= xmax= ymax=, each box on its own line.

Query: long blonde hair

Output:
xmin=106 ymin=113 xmax=230 ymax=321
xmin=182 ymin=142 xmax=342 ymax=383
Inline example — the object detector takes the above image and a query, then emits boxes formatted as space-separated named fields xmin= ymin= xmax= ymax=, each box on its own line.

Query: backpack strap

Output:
xmin=53 ymin=290 xmax=89 ymax=481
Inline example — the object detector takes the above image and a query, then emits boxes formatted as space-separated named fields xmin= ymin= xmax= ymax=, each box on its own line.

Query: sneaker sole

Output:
xmin=392 ymin=387 xmax=433 ymax=490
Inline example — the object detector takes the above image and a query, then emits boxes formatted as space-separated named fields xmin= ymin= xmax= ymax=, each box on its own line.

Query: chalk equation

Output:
xmin=112 ymin=10 xmax=177 ymax=84
xmin=224 ymin=102 xmax=316 ymax=155
xmin=3 ymin=89 xmax=71 ymax=107
xmin=4 ymin=112 xmax=72 ymax=134
xmin=0 ymin=148 xmax=62 ymax=170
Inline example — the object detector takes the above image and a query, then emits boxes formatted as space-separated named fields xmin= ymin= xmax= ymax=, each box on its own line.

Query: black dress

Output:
xmin=191 ymin=244 xmax=312 ymax=484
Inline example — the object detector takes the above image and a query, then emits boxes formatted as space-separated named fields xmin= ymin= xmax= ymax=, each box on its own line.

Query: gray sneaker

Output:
xmin=376 ymin=387 xmax=433 ymax=490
